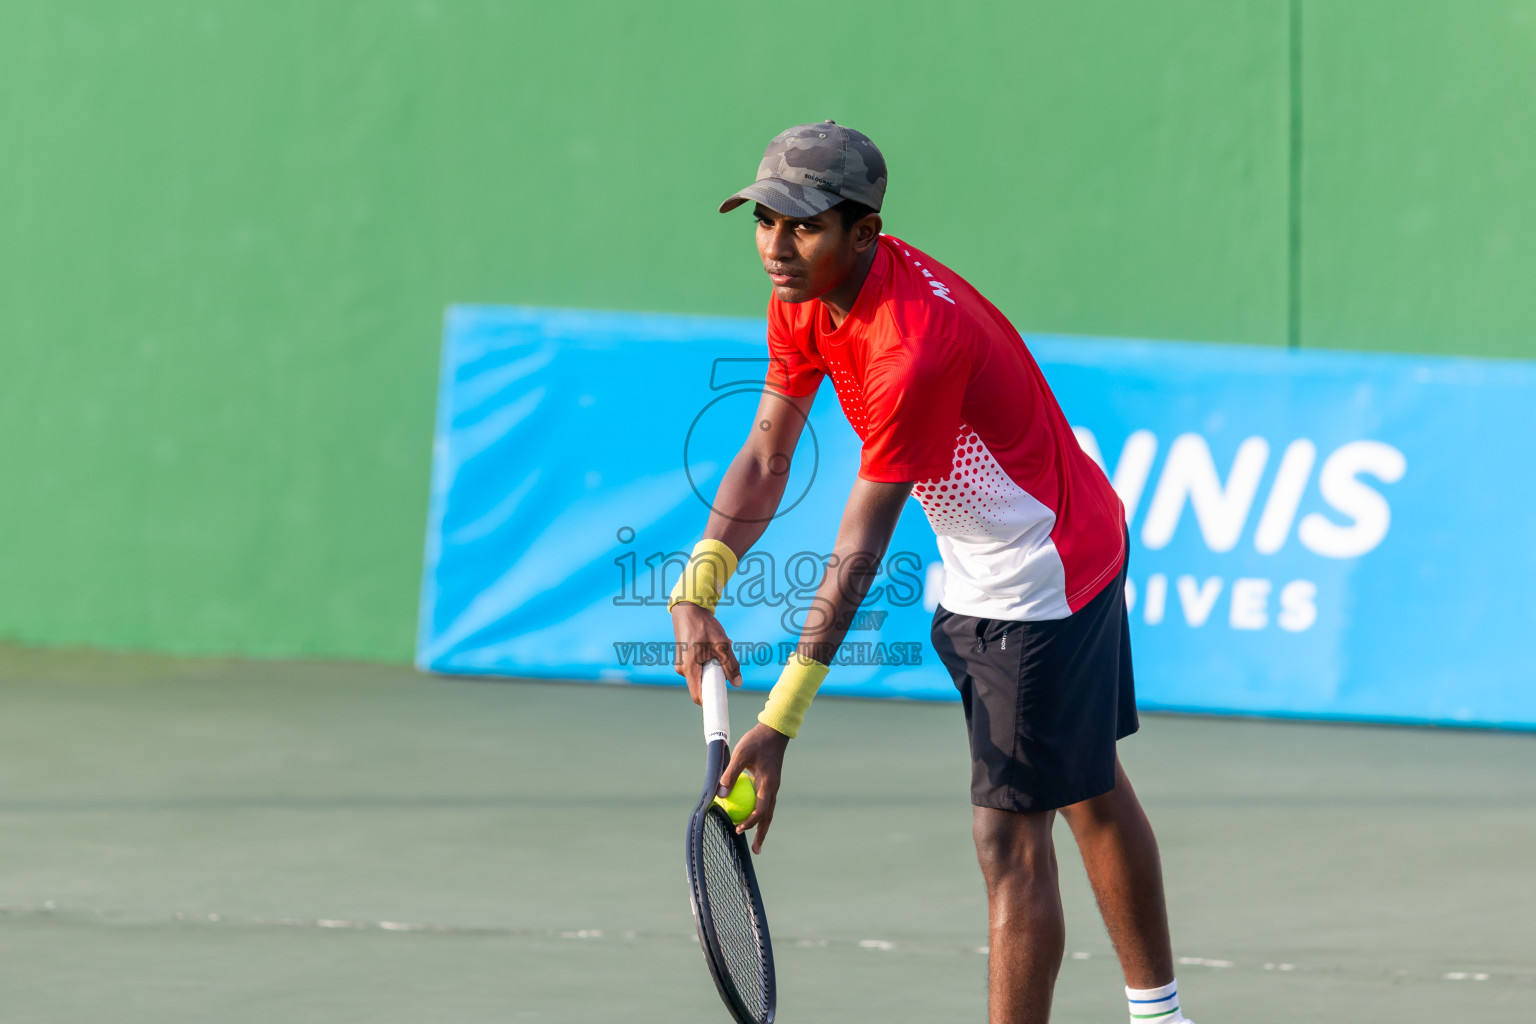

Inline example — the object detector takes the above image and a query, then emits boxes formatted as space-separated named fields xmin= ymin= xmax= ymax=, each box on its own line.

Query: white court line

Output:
xmin=0 ymin=902 xmax=1527 ymax=986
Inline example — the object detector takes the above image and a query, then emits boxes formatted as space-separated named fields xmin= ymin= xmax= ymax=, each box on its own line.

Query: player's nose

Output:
xmin=762 ymin=224 xmax=796 ymax=261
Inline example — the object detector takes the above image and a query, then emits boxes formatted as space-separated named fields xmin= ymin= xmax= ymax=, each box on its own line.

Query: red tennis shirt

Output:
xmin=765 ymin=234 xmax=1125 ymax=621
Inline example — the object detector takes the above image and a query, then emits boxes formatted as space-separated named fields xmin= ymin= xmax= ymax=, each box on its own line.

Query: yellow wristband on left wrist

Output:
xmin=758 ymin=654 xmax=829 ymax=738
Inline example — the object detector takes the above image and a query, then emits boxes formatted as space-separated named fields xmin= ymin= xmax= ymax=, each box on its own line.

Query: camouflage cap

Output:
xmin=719 ymin=120 xmax=887 ymax=218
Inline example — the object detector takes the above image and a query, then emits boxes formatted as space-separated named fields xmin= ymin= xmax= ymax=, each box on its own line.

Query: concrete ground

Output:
xmin=0 ymin=645 xmax=1531 ymax=1022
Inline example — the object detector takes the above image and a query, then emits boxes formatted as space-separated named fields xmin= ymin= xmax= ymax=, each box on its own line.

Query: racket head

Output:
xmin=685 ymin=741 xmax=776 ymax=1024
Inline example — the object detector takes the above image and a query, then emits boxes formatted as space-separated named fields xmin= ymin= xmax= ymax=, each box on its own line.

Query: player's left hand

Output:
xmin=720 ymin=723 xmax=789 ymax=854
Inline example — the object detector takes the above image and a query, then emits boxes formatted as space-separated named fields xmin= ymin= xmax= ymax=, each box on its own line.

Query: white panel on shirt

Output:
xmin=912 ymin=426 xmax=1072 ymax=621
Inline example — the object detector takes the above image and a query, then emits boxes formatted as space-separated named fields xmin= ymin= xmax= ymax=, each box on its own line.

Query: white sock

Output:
xmin=1126 ymin=979 xmax=1189 ymax=1023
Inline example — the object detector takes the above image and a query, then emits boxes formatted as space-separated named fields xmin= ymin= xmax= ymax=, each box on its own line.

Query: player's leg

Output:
xmin=1059 ymin=759 xmax=1175 ymax=989
xmin=932 ymin=607 xmax=1065 ymax=1021
xmin=972 ymin=805 xmax=1065 ymax=1024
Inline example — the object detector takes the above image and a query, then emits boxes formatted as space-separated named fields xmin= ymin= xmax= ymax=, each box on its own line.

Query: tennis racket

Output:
xmin=685 ymin=659 xmax=776 ymax=1024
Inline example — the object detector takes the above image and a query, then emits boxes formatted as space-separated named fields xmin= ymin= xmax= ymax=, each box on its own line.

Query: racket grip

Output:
xmin=701 ymin=660 xmax=730 ymax=747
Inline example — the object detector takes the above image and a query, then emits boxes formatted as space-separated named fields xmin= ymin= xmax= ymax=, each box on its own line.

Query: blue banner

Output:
xmin=419 ymin=305 xmax=1536 ymax=729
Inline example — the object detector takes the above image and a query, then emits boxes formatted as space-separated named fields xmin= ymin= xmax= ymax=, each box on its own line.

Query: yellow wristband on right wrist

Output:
xmin=667 ymin=539 xmax=739 ymax=614
xmin=757 ymin=655 xmax=829 ymax=739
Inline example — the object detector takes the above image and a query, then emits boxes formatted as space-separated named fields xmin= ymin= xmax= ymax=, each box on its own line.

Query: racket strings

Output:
xmin=699 ymin=810 xmax=770 ymax=1020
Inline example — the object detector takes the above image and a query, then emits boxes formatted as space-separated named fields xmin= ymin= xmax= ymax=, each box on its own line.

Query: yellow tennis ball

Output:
xmin=714 ymin=771 xmax=757 ymax=825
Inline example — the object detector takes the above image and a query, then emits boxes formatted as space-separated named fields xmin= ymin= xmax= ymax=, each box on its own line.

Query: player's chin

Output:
xmin=770 ymin=282 xmax=817 ymax=304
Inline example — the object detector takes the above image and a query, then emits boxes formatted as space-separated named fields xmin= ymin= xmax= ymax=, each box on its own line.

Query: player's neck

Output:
xmin=819 ymin=245 xmax=878 ymax=329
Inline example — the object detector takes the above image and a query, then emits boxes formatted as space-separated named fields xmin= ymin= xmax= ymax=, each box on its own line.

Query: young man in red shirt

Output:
xmin=670 ymin=122 xmax=1192 ymax=1024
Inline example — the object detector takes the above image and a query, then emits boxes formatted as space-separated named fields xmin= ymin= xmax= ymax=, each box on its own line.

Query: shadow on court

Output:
xmin=0 ymin=645 xmax=1530 ymax=1022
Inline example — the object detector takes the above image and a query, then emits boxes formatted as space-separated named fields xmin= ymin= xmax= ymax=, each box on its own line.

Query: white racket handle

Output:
xmin=701 ymin=660 xmax=730 ymax=747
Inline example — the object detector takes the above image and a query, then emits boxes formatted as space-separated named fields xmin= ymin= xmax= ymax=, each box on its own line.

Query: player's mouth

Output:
xmin=765 ymin=266 xmax=801 ymax=287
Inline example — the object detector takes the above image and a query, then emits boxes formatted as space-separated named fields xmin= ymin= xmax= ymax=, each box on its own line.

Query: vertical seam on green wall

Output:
xmin=1287 ymin=0 xmax=1304 ymax=350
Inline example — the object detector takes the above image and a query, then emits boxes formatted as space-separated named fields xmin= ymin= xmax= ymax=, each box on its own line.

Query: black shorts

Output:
xmin=930 ymin=554 xmax=1137 ymax=814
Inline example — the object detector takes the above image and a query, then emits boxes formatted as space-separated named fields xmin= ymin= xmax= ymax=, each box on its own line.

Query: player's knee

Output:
xmin=972 ymin=807 xmax=1054 ymax=887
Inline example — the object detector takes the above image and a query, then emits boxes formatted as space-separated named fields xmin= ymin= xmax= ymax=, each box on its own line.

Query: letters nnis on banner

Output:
xmin=1069 ymin=428 xmax=1406 ymax=635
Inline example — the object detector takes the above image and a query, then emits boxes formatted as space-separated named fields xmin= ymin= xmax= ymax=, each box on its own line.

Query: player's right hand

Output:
xmin=670 ymin=602 xmax=744 ymax=703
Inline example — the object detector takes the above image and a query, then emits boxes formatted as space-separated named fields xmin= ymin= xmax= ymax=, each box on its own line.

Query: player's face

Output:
xmin=753 ymin=203 xmax=863 ymax=304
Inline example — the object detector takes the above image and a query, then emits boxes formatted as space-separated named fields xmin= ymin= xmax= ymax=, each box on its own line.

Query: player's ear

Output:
xmin=852 ymin=213 xmax=882 ymax=253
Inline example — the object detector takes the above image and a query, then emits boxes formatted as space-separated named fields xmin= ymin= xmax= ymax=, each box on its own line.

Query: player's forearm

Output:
xmin=756 ymin=478 xmax=910 ymax=739
xmin=792 ymin=478 xmax=912 ymax=665
xmin=792 ymin=546 xmax=883 ymax=665
xmin=701 ymin=445 xmax=792 ymax=557
xmin=670 ymin=442 xmax=797 ymax=622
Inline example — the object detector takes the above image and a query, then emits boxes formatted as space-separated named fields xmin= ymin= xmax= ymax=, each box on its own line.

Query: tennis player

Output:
xmin=669 ymin=122 xmax=1192 ymax=1024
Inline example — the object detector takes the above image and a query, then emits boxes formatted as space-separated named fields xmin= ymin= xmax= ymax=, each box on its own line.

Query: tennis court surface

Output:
xmin=2 ymin=643 xmax=1530 ymax=1023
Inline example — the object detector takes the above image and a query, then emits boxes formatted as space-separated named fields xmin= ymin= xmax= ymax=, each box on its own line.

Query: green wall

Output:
xmin=0 ymin=2 xmax=1530 ymax=662
xmin=1300 ymin=2 xmax=1536 ymax=356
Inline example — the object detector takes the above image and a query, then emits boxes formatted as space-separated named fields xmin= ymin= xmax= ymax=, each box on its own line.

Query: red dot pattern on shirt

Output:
xmin=911 ymin=425 xmax=1021 ymax=537
xmin=827 ymin=366 xmax=870 ymax=438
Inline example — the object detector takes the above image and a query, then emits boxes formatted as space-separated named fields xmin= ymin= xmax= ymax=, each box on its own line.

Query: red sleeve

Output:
xmin=764 ymin=300 xmax=824 ymax=396
xmin=858 ymin=336 xmax=969 ymax=482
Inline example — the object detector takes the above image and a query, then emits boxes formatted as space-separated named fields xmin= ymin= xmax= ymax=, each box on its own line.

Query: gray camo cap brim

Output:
xmin=718 ymin=179 xmax=843 ymax=218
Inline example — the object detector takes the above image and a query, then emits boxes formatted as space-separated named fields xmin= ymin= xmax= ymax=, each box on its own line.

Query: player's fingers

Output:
xmin=715 ymin=640 xmax=744 ymax=687
xmin=673 ymin=641 xmax=696 ymax=693
xmin=697 ymin=624 xmax=743 ymax=688
xmin=738 ymin=800 xmax=766 ymax=834
xmin=737 ymin=778 xmax=774 ymax=833
xmin=700 ymin=638 xmax=739 ymax=687
xmin=750 ymin=808 xmax=772 ymax=853
xmin=718 ymin=750 xmax=747 ymax=796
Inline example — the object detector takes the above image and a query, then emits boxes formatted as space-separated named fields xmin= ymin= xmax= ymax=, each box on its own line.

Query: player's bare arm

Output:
xmin=721 ymin=475 xmax=912 ymax=853
xmin=672 ymin=182 xmax=880 ymax=702
xmin=670 ymin=387 xmax=814 ymax=702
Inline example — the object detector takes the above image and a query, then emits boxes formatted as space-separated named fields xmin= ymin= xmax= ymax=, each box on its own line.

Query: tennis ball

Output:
xmin=714 ymin=771 xmax=757 ymax=825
